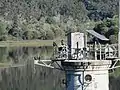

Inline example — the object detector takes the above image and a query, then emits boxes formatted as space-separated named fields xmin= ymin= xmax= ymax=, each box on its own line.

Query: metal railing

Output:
xmin=53 ymin=44 xmax=119 ymax=60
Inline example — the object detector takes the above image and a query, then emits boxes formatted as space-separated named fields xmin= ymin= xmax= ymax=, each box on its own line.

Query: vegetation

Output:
xmin=0 ymin=0 xmax=119 ymax=41
xmin=93 ymin=15 xmax=119 ymax=43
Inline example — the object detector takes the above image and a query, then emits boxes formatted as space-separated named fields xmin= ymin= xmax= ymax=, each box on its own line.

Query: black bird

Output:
xmin=61 ymin=40 xmax=64 ymax=45
xmin=53 ymin=42 xmax=57 ymax=47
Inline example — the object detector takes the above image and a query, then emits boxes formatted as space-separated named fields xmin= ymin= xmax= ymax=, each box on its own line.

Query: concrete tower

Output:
xmin=34 ymin=31 xmax=119 ymax=90
xmin=61 ymin=32 xmax=111 ymax=90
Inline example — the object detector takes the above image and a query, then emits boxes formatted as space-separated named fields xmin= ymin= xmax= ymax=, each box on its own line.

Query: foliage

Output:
xmin=0 ymin=0 xmax=118 ymax=41
xmin=93 ymin=16 xmax=119 ymax=43
xmin=45 ymin=17 xmax=55 ymax=24
xmin=85 ymin=0 xmax=119 ymax=20
xmin=51 ymin=24 xmax=64 ymax=38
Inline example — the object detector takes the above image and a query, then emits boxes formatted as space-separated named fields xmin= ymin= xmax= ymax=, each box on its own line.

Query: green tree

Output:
xmin=93 ymin=16 xmax=118 ymax=43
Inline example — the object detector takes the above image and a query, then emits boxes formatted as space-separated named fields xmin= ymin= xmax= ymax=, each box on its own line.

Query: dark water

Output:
xmin=0 ymin=47 xmax=120 ymax=90
xmin=0 ymin=47 xmax=65 ymax=90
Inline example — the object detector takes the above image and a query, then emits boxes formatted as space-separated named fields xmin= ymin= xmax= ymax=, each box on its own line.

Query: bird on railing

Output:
xmin=61 ymin=40 xmax=64 ymax=45
xmin=53 ymin=41 xmax=57 ymax=47
xmin=34 ymin=56 xmax=41 ymax=60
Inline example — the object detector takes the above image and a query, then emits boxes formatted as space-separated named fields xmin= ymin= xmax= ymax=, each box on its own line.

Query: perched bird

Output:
xmin=53 ymin=41 xmax=57 ymax=47
xmin=61 ymin=40 xmax=64 ymax=45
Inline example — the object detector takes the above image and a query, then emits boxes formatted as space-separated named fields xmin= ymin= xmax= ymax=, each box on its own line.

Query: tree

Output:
xmin=84 ymin=0 xmax=119 ymax=20
xmin=93 ymin=16 xmax=118 ymax=43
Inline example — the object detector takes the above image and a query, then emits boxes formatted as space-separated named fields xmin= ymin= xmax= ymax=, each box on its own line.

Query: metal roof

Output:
xmin=87 ymin=30 xmax=109 ymax=41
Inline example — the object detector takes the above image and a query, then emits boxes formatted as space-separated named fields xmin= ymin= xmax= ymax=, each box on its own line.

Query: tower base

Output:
xmin=62 ymin=60 xmax=111 ymax=90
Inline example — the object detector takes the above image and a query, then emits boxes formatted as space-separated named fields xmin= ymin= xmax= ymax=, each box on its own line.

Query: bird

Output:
xmin=53 ymin=41 xmax=57 ymax=47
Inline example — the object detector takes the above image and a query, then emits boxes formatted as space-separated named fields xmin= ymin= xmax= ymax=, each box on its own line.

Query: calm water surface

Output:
xmin=0 ymin=46 xmax=65 ymax=90
xmin=0 ymin=47 xmax=119 ymax=90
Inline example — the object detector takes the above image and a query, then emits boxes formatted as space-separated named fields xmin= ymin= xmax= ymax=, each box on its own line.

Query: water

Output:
xmin=0 ymin=47 xmax=120 ymax=90
xmin=0 ymin=46 xmax=65 ymax=90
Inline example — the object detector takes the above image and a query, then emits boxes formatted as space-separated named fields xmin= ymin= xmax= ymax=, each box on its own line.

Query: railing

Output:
xmin=88 ymin=44 xmax=118 ymax=60
xmin=53 ymin=44 xmax=119 ymax=60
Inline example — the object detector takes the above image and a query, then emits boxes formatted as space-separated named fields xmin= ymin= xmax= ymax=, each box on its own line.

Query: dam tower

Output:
xmin=34 ymin=30 xmax=119 ymax=90
xmin=60 ymin=31 xmax=111 ymax=90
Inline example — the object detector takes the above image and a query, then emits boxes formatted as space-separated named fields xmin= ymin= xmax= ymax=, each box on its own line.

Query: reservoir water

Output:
xmin=0 ymin=46 xmax=119 ymax=90
xmin=0 ymin=46 xmax=65 ymax=90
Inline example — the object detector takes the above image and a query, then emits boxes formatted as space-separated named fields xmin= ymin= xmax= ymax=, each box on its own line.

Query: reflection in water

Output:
xmin=0 ymin=46 xmax=54 ymax=63
xmin=0 ymin=47 xmax=8 ymax=63
xmin=0 ymin=47 xmax=119 ymax=90
xmin=0 ymin=47 xmax=65 ymax=90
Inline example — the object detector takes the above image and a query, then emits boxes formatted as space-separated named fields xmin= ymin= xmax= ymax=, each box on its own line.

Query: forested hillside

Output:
xmin=0 ymin=0 xmax=119 ymax=41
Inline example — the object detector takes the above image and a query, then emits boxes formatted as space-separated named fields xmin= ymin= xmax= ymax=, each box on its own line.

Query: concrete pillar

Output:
xmin=66 ymin=71 xmax=84 ymax=90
